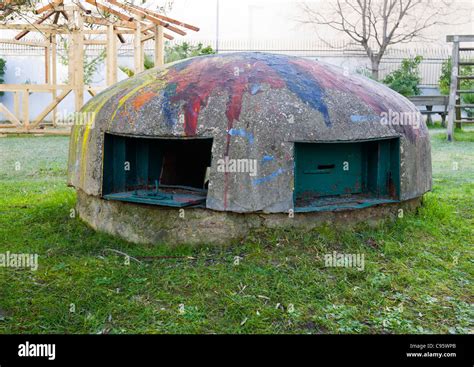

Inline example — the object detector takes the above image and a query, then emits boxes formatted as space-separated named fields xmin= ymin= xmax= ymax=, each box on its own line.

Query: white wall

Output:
xmin=0 ymin=54 xmax=128 ymax=122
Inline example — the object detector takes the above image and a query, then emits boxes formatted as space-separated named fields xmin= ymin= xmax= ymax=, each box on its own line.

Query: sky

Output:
xmin=158 ymin=0 xmax=473 ymax=46
xmin=168 ymin=0 xmax=305 ymax=41
xmin=2 ymin=0 xmax=473 ymax=47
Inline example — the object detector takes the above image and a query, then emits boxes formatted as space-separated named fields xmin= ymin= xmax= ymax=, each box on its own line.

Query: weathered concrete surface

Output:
xmin=76 ymin=189 xmax=422 ymax=245
xmin=68 ymin=52 xmax=432 ymax=214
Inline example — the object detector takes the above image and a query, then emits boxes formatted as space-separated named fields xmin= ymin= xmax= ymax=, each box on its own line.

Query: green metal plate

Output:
xmin=294 ymin=196 xmax=398 ymax=212
xmin=295 ymin=142 xmax=363 ymax=198
xmin=104 ymin=190 xmax=206 ymax=207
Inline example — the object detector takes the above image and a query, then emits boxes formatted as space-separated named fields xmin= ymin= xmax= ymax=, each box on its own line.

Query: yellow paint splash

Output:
xmin=78 ymin=84 xmax=127 ymax=186
xmin=76 ymin=69 xmax=170 ymax=187
xmin=108 ymin=72 xmax=168 ymax=125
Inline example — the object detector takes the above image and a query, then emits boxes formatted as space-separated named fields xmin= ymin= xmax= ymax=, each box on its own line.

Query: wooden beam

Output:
xmin=0 ymin=84 xmax=71 ymax=92
xmin=447 ymin=35 xmax=474 ymax=42
xmin=84 ymin=0 xmax=133 ymax=22
xmin=84 ymin=15 xmax=136 ymax=29
xmin=15 ymin=9 xmax=56 ymax=40
xmin=0 ymin=38 xmax=48 ymax=47
xmin=83 ymin=19 xmax=101 ymax=27
xmin=30 ymin=88 xmax=72 ymax=129
xmin=83 ymin=14 xmax=129 ymax=43
xmin=141 ymin=30 xmax=174 ymax=42
xmin=106 ymin=0 xmax=186 ymax=36
xmin=141 ymin=24 xmax=155 ymax=33
xmin=116 ymin=33 xmax=125 ymax=44
xmin=87 ymin=86 xmax=105 ymax=96
xmin=141 ymin=33 xmax=155 ymax=43
xmin=53 ymin=11 xmax=60 ymax=24
xmin=35 ymin=0 xmax=63 ymax=15
xmin=0 ymin=24 xmax=69 ymax=32
xmin=139 ymin=22 xmax=173 ymax=40
xmin=84 ymin=29 xmax=134 ymax=34
xmin=123 ymin=2 xmax=199 ymax=32
xmin=0 ymin=103 xmax=21 ymax=126
xmin=84 ymin=39 xmax=107 ymax=45
xmin=0 ymin=84 xmax=104 ymax=93
xmin=0 ymin=128 xmax=71 ymax=135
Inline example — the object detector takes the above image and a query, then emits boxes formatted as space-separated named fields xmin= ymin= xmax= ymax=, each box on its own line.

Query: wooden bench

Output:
xmin=408 ymin=96 xmax=449 ymax=126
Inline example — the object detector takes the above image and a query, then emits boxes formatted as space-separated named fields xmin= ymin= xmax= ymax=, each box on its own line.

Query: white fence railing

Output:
xmin=1 ymin=38 xmax=472 ymax=86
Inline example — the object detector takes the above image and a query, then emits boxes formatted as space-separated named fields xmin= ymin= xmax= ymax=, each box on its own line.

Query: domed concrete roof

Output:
xmin=68 ymin=52 xmax=431 ymax=213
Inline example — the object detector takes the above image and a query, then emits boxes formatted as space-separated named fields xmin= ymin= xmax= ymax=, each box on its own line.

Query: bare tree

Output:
xmin=0 ymin=0 xmax=36 ymax=19
xmin=300 ymin=0 xmax=462 ymax=80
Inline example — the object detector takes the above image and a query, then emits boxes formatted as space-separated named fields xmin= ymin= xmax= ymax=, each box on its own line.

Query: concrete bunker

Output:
xmin=68 ymin=52 xmax=432 ymax=245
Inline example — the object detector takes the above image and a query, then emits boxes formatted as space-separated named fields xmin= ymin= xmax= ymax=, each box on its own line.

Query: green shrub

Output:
xmin=120 ymin=42 xmax=216 ymax=77
xmin=143 ymin=42 xmax=215 ymax=71
xmin=119 ymin=66 xmax=135 ymax=78
xmin=164 ymin=42 xmax=215 ymax=64
xmin=0 ymin=58 xmax=6 ymax=97
xmin=383 ymin=56 xmax=423 ymax=97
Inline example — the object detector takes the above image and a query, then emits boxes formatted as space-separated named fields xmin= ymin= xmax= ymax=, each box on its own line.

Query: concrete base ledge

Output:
xmin=76 ymin=189 xmax=423 ymax=245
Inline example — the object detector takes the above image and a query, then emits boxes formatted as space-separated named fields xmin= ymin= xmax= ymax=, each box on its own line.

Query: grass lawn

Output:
xmin=0 ymin=129 xmax=472 ymax=334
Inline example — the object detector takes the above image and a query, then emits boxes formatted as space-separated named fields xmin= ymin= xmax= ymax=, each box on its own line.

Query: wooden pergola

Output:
xmin=0 ymin=0 xmax=199 ymax=134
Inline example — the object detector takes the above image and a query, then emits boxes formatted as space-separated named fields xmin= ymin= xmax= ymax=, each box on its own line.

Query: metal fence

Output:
xmin=1 ymin=37 xmax=471 ymax=87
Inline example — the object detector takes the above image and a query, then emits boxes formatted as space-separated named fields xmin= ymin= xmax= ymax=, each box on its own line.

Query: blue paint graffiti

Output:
xmin=228 ymin=128 xmax=254 ymax=144
xmin=261 ymin=155 xmax=274 ymax=163
xmin=252 ymin=168 xmax=285 ymax=185
xmin=256 ymin=54 xmax=332 ymax=127
xmin=162 ymin=83 xmax=179 ymax=127
xmin=160 ymin=53 xmax=333 ymax=129
xmin=249 ymin=83 xmax=261 ymax=95
xmin=350 ymin=114 xmax=380 ymax=123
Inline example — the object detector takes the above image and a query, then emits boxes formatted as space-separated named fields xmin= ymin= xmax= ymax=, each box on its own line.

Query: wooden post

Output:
xmin=134 ymin=22 xmax=143 ymax=73
xmin=44 ymin=41 xmax=50 ymax=84
xmin=447 ymin=38 xmax=459 ymax=142
xmin=22 ymin=90 xmax=29 ymax=129
xmin=67 ymin=10 xmax=75 ymax=94
xmin=44 ymin=32 xmax=52 ymax=126
xmin=107 ymin=24 xmax=117 ymax=85
xmin=74 ymin=11 xmax=84 ymax=112
xmin=141 ymin=38 xmax=145 ymax=70
xmin=51 ymin=34 xmax=57 ymax=126
xmin=13 ymin=91 xmax=19 ymax=120
xmin=154 ymin=25 xmax=164 ymax=67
